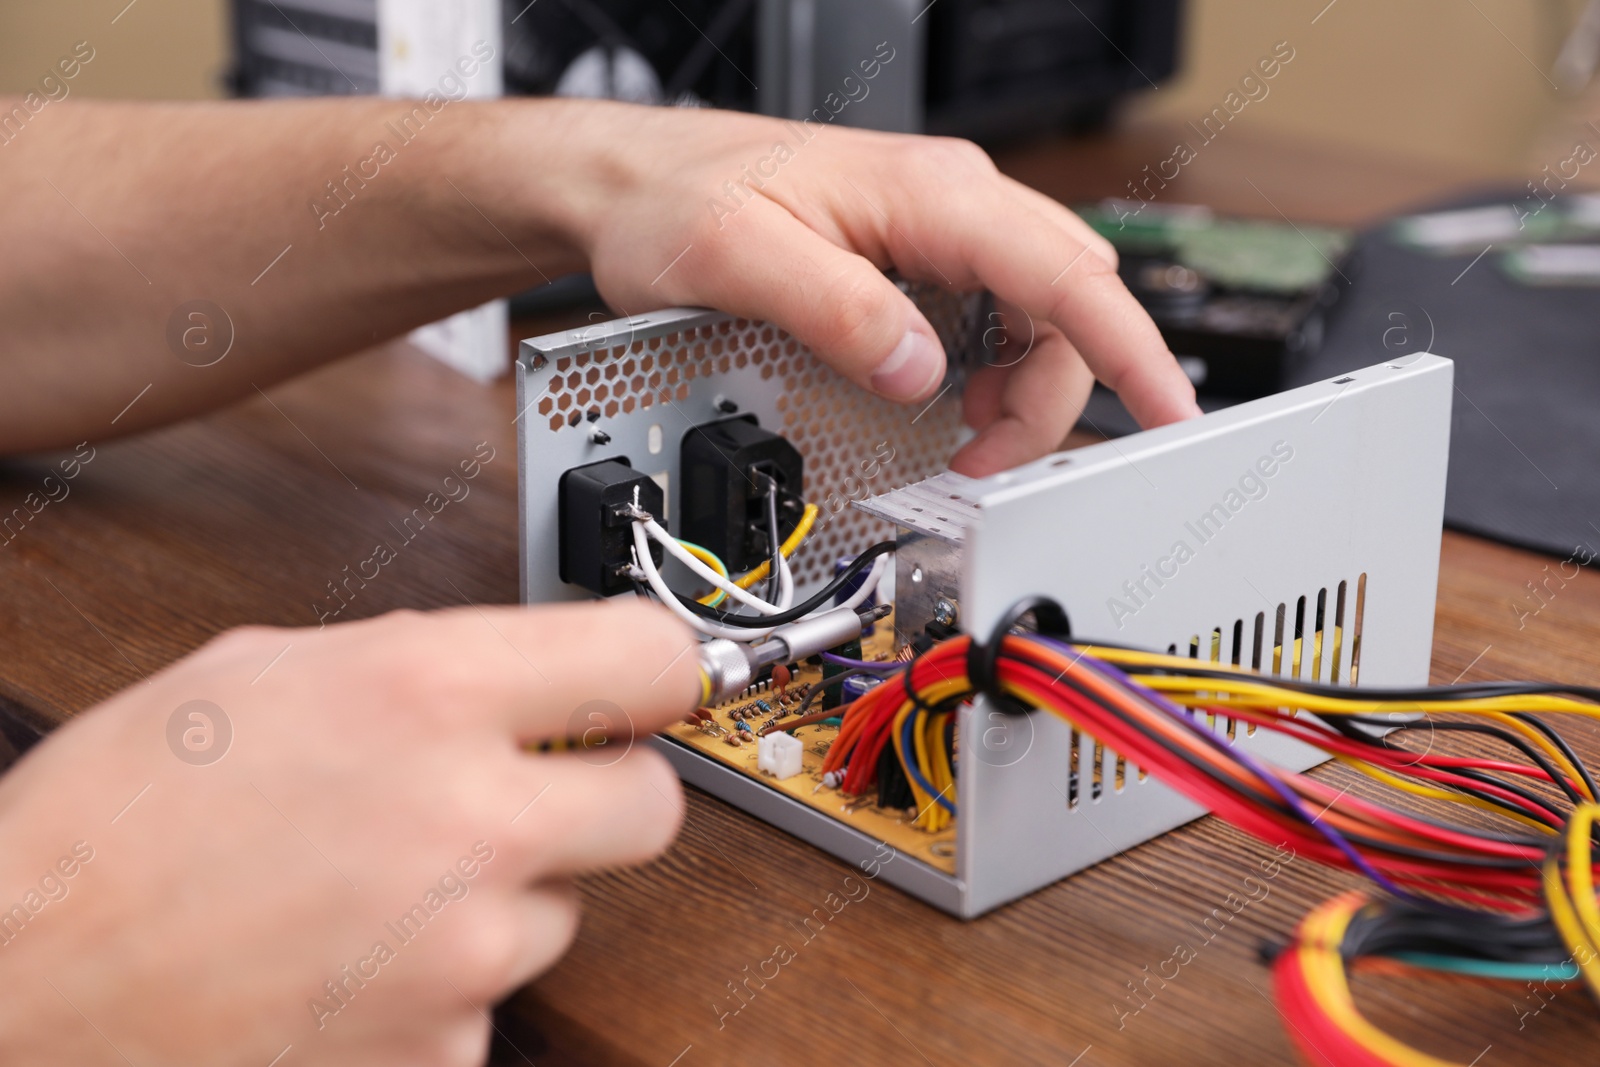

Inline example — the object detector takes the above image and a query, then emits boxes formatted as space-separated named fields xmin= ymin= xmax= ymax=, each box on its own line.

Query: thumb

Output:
xmin=643 ymin=202 xmax=947 ymax=403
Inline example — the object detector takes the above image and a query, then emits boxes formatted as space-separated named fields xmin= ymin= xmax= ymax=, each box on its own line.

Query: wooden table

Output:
xmin=5 ymin=121 xmax=1598 ymax=1066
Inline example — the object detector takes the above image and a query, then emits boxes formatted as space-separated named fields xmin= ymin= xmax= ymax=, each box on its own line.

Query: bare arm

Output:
xmin=0 ymin=96 xmax=1197 ymax=472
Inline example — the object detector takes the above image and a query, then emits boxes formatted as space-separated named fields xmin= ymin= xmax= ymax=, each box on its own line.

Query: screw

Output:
xmin=933 ymin=597 xmax=958 ymax=627
xmin=590 ymin=429 xmax=612 ymax=445
xmin=715 ymin=396 xmax=738 ymax=414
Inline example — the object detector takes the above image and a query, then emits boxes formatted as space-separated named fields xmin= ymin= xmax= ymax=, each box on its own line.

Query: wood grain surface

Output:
xmin=2 ymin=121 xmax=1593 ymax=1066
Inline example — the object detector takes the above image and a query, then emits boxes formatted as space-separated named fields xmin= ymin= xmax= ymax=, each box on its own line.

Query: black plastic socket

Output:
xmin=678 ymin=416 xmax=804 ymax=573
xmin=558 ymin=458 xmax=664 ymax=596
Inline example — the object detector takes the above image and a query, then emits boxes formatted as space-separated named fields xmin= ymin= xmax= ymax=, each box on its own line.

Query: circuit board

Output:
xmin=662 ymin=612 xmax=958 ymax=875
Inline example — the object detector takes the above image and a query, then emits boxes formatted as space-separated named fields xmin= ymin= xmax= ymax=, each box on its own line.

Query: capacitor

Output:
xmin=841 ymin=674 xmax=884 ymax=705
xmin=832 ymin=555 xmax=879 ymax=631
xmin=772 ymin=663 xmax=792 ymax=697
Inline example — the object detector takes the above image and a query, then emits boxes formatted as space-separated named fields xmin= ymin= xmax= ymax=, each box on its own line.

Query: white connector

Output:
xmin=756 ymin=731 xmax=803 ymax=781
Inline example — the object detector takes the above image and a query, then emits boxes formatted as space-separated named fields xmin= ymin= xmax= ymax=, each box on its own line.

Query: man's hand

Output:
xmin=1 ymin=96 xmax=1195 ymax=472
xmin=0 ymin=601 xmax=698 ymax=1067
xmin=541 ymin=104 xmax=1200 ymax=475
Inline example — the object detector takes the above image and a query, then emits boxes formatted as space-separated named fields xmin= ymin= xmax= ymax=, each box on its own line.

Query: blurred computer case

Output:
xmin=228 ymin=0 xmax=1179 ymax=376
xmin=229 ymin=0 xmax=1180 ymax=138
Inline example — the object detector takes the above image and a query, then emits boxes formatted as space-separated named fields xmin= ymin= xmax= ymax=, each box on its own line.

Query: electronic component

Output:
xmin=556 ymin=458 xmax=663 ymax=596
xmin=840 ymin=674 xmax=883 ymax=703
xmin=520 ymin=302 xmax=1452 ymax=921
xmin=756 ymin=731 xmax=803 ymax=780
xmin=695 ymin=605 xmax=888 ymax=706
xmin=679 ymin=416 xmax=804 ymax=573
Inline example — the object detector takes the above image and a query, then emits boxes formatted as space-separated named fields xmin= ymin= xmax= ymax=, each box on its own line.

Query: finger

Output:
xmin=864 ymin=154 xmax=1198 ymax=428
xmin=507 ymin=745 xmax=683 ymax=879
xmin=652 ymin=199 xmax=947 ymax=403
xmin=349 ymin=600 xmax=703 ymax=743
xmin=998 ymin=175 xmax=1119 ymax=269
xmin=950 ymin=312 xmax=1093 ymax=476
xmin=964 ymin=215 xmax=1195 ymax=429
xmin=502 ymin=880 xmax=581 ymax=989
xmin=450 ymin=880 xmax=581 ymax=1003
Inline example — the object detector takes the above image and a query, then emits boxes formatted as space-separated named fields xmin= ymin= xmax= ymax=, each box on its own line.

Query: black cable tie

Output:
xmin=966 ymin=596 xmax=1073 ymax=717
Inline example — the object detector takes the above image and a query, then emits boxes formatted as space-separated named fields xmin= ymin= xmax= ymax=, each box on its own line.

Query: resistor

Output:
xmin=724 ymin=732 xmax=745 ymax=747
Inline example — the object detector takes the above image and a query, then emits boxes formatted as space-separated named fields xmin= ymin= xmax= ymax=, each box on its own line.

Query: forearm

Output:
xmin=0 ymin=96 xmax=595 ymax=453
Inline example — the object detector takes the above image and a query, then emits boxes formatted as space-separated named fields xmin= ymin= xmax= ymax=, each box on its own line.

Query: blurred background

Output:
xmin=3 ymin=0 xmax=1597 ymax=172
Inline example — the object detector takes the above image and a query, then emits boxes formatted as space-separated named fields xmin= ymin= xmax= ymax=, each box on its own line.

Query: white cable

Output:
xmin=639 ymin=518 xmax=782 ymax=616
xmin=630 ymin=524 xmax=780 ymax=641
xmin=631 ymin=518 xmax=890 ymax=642
xmin=835 ymin=553 xmax=887 ymax=612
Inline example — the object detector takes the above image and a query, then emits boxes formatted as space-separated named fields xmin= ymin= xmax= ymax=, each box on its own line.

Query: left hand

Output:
xmin=539 ymin=101 xmax=1200 ymax=475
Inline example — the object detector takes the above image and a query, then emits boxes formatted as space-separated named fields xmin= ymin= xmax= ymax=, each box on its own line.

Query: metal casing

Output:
xmin=864 ymin=353 xmax=1452 ymax=914
xmin=517 ymin=304 xmax=1452 ymax=917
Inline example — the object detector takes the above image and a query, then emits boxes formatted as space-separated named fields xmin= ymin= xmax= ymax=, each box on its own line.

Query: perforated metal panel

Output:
xmin=517 ymin=284 xmax=987 ymax=601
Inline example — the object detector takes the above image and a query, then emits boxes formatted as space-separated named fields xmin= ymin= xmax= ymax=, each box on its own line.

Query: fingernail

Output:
xmin=871 ymin=330 xmax=944 ymax=402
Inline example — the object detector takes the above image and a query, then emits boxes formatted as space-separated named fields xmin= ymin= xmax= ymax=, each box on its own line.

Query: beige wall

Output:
xmin=0 ymin=0 xmax=229 ymax=101
xmin=1127 ymin=0 xmax=1594 ymax=173
xmin=1 ymin=0 xmax=1592 ymax=173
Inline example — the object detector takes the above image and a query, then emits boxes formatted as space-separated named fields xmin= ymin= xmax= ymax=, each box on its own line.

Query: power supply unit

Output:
xmin=515 ymin=293 xmax=1450 ymax=916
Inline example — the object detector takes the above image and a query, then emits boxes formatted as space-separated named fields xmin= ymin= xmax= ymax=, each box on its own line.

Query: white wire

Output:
xmin=639 ymin=518 xmax=782 ymax=615
xmin=631 ymin=524 xmax=781 ymax=641
xmin=836 ymin=553 xmax=887 ymax=612
xmin=631 ymin=519 xmax=891 ymax=643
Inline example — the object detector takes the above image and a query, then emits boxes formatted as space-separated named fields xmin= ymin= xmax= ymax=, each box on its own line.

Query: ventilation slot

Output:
xmin=1067 ymin=728 xmax=1080 ymax=809
xmin=1066 ymin=727 xmax=1143 ymax=810
xmin=1166 ymin=573 xmax=1370 ymax=739
xmin=1351 ymin=572 xmax=1367 ymax=684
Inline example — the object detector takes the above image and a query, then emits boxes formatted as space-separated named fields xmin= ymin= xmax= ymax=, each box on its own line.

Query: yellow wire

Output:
xmin=1135 ymin=679 xmax=1596 ymax=803
xmin=1296 ymin=896 xmax=1466 ymax=1067
xmin=883 ymin=678 xmax=967 ymax=833
xmin=1090 ymin=648 xmax=1600 ymax=803
xmin=1543 ymin=856 xmax=1600 ymax=999
xmin=677 ymin=539 xmax=732 ymax=608
xmin=1331 ymin=756 xmax=1560 ymax=835
xmin=926 ymin=710 xmax=955 ymax=831
xmin=692 ymin=503 xmax=819 ymax=605
xmin=739 ymin=503 xmax=819 ymax=591
xmin=1549 ymin=804 xmax=1600 ymax=999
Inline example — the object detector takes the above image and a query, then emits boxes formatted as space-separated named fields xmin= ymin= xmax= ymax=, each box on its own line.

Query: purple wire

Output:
xmin=1033 ymin=636 xmax=1417 ymax=902
xmin=821 ymin=652 xmax=903 ymax=671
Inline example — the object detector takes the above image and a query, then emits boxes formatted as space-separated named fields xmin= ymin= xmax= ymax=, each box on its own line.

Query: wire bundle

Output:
xmin=767 ymin=600 xmax=1600 ymax=1062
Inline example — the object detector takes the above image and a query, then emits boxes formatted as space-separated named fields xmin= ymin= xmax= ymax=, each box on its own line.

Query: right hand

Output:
xmin=0 ymin=601 xmax=699 ymax=1067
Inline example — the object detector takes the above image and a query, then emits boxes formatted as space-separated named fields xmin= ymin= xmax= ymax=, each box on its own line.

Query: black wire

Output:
xmin=1342 ymin=902 xmax=1571 ymax=965
xmin=1512 ymin=711 xmax=1600 ymax=802
xmin=1443 ymin=767 xmax=1568 ymax=829
xmin=797 ymin=667 xmax=885 ymax=715
xmin=1315 ymin=715 xmax=1576 ymax=826
xmin=1343 ymin=714 xmax=1590 ymax=809
xmin=676 ymin=541 xmax=895 ymax=627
